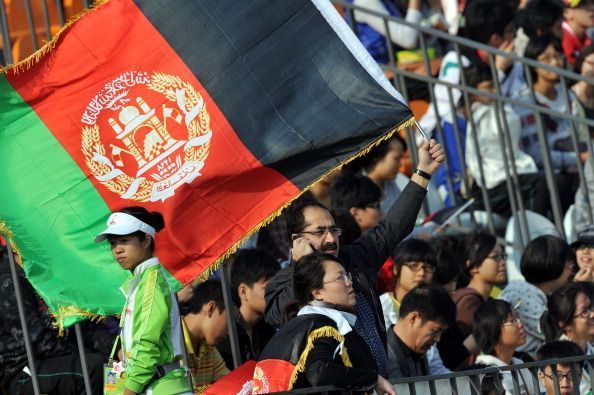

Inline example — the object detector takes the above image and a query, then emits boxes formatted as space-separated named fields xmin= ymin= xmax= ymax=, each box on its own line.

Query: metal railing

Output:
xmin=268 ymin=355 xmax=594 ymax=395
xmin=334 ymin=0 xmax=594 ymax=253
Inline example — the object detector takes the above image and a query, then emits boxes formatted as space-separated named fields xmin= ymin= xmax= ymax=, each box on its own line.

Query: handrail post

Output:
xmin=6 ymin=242 xmax=41 ymax=395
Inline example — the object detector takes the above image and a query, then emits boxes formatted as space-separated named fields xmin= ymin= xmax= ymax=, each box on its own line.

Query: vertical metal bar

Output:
xmin=446 ymin=86 xmax=477 ymax=227
xmin=428 ymin=379 xmax=437 ymax=395
xmin=408 ymin=382 xmax=417 ymax=395
xmin=570 ymin=363 xmax=580 ymax=395
xmin=40 ymin=0 xmax=52 ymax=41
xmin=0 ymin=0 xmax=14 ymax=65
xmin=220 ymin=260 xmax=242 ymax=369
xmin=454 ymin=42 xmax=496 ymax=234
xmin=433 ymin=85 xmax=459 ymax=219
xmin=23 ymin=0 xmax=40 ymax=51
xmin=523 ymin=63 xmax=565 ymax=231
xmin=74 ymin=323 xmax=93 ymax=395
xmin=449 ymin=376 xmax=459 ymax=395
xmin=6 ymin=242 xmax=41 ymax=395
xmin=508 ymin=369 xmax=520 ymax=394
xmin=419 ymin=32 xmax=459 ymax=216
xmin=560 ymin=75 xmax=593 ymax=225
xmin=551 ymin=364 xmax=561 ymax=395
xmin=55 ymin=0 xmax=66 ymax=26
xmin=83 ymin=0 xmax=92 ymax=8
xmin=530 ymin=368 xmax=541 ymax=395
xmin=493 ymin=369 xmax=505 ymax=394
xmin=468 ymin=373 xmax=481 ymax=395
xmin=398 ymin=74 xmax=429 ymax=216
xmin=487 ymin=53 xmax=529 ymax=249
xmin=383 ymin=16 xmax=396 ymax=69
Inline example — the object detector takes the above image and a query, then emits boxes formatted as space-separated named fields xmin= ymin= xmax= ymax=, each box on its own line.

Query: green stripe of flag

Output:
xmin=0 ymin=75 xmax=128 ymax=326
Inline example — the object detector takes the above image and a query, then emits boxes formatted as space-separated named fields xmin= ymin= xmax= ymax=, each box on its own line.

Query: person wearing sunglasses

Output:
xmin=253 ymin=253 xmax=395 ymax=394
xmin=453 ymin=233 xmax=506 ymax=338
xmin=537 ymin=340 xmax=584 ymax=395
xmin=542 ymin=282 xmax=594 ymax=393
xmin=474 ymin=300 xmax=536 ymax=395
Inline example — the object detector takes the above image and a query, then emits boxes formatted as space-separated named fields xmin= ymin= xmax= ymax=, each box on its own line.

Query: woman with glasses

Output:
xmin=380 ymin=238 xmax=437 ymax=328
xmin=453 ymin=233 xmax=506 ymax=337
xmin=541 ymin=282 xmax=594 ymax=393
xmin=473 ymin=300 xmax=536 ymax=395
xmin=253 ymin=252 xmax=395 ymax=394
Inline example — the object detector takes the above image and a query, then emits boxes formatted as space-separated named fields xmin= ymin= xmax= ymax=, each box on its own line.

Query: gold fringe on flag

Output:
xmin=193 ymin=115 xmax=416 ymax=284
xmin=287 ymin=325 xmax=352 ymax=389
xmin=52 ymin=305 xmax=107 ymax=336
xmin=0 ymin=220 xmax=21 ymax=257
xmin=0 ymin=0 xmax=110 ymax=74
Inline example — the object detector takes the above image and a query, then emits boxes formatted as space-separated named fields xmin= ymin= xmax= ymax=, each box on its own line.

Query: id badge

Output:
xmin=104 ymin=360 xmax=127 ymax=395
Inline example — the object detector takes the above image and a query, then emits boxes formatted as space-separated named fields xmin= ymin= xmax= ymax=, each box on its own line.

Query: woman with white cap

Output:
xmin=95 ymin=206 xmax=191 ymax=395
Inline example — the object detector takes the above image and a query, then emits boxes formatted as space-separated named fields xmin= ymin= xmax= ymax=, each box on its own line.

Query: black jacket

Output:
xmin=217 ymin=311 xmax=276 ymax=369
xmin=258 ymin=313 xmax=377 ymax=390
xmin=386 ymin=325 xmax=429 ymax=379
xmin=264 ymin=181 xmax=427 ymax=347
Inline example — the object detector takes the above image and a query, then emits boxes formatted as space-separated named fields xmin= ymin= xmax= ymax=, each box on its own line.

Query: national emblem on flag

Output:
xmin=0 ymin=0 xmax=413 ymax=329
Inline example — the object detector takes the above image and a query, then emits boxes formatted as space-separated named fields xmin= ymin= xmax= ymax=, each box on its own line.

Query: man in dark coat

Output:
xmin=264 ymin=138 xmax=444 ymax=377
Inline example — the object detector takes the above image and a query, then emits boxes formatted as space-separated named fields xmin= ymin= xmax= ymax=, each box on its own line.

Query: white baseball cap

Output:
xmin=95 ymin=212 xmax=156 ymax=242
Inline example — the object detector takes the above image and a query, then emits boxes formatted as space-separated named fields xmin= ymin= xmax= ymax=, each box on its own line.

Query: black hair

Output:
xmin=330 ymin=174 xmax=381 ymax=212
xmin=230 ymin=249 xmax=280 ymax=306
xmin=458 ymin=233 xmax=497 ymax=287
xmin=283 ymin=252 xmax=343 ymax=323
xmin=537 ymin=340 xmax=584 ymax=371
xmin=520 ymin=235 xmax=573 ymax=284
xmin=392 ymin=238 xmax=437 ymax=275
xmin=473 ymin=299 xmax=514 ymax=355
xmin=541 ymin=282 xmax=587 ymax=342
xmin=433 ymin=245 xmax=462 ymax=286
xmin=574 ymin=44 xmax=594 ymax=74
xmin=286 ymin=195 xmax=329 ymax=238
xmin=463 ymin=62 xmax=493 ymax=90
xmin=399 ymin=283 xmax=456 ymax=326
xmin=330 ymin=209 xmax=361 ymax=245
xmin=463 ymin=0 xmax=516 ymax=44
xmin=345 ymin=134 xmax=407 ymax=174
xmin=116 ymin=206 xmax=165 ymax=252
xmin=179 ymin=280 xmax=225 ymax=315
xmin=293 ymin=252 xmax=342 ymax=306
xmin=516 ymin=0 xmax=564 ymax=39
xmin=524 ymin=33 xmax=564 ymax=83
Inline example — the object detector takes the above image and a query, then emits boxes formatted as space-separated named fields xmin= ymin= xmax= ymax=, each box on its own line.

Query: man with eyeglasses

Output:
xmin=264 ymin=138 xmax=445 ymax=379
xmin=537 ymin=340 xmax=584 ymax=395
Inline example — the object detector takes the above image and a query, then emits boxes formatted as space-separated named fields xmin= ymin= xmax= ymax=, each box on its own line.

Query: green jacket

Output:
xmin=120 ymin=257 xmax=185 ymax=393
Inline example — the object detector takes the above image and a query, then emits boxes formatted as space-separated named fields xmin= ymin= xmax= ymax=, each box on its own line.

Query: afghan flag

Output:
xmin=0 ymin=0 xmax=413 ymax=329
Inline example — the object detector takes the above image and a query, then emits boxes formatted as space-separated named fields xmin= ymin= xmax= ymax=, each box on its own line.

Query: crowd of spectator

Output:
xmin=5 ymin=0 xmax=594 ymax=394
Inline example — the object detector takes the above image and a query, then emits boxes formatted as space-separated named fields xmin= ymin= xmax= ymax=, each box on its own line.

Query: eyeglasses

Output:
xmin=299 ymin=227 xmax=342 ymax=239
xmin=542 ymin=371 xmax=580 ymax=382
xmin=323 ymin=272 xmax=352 ymax=285
xmin=488 ymin=253 xmax=508 ymax=262
xmin=403 ymin=261 xmax=436 ymax=273
xmin=573 ymin=305 xmax=594 ymax=319
xmin=502 ymin=317 xmax=522 ymax=326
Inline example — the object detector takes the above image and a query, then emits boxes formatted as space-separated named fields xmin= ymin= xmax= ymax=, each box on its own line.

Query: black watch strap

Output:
xmin=413 ymin=168 xmax=431 ymax=180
